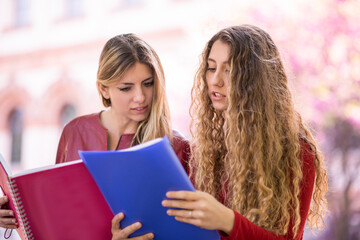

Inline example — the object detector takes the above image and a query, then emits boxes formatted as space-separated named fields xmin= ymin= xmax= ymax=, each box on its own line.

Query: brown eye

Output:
xmin=118 ymin=87 xmax=131 ymax=92
xmin=144 ymin=81 xmax=154 ymax=87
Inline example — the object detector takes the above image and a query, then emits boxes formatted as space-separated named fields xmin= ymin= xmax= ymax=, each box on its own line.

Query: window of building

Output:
xmin=123 ymin=0 xmax=142 ymax=7
xmin=110 ymin=0 xmax=143 ymax=11
xmin=65 ymin=0 xmax=83 ymax=18
xmin=8 ymin=108 xmax=24 ymax=165
xmin=60 ymin=104 xmax=76 ymax=127
xmin=15 ymin=0 xmax=30 ymax=27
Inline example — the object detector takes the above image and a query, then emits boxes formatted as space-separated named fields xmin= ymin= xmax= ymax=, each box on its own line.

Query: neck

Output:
xmin=100 ymin=109 xmax=138 ymax=136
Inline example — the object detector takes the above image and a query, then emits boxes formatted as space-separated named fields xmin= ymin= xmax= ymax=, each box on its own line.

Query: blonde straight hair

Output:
xmin=97 ymin=34 xmax=172 ymax=145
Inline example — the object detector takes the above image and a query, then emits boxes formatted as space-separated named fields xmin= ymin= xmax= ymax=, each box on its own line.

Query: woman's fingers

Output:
xmin=166 ymin=208 xmax=205 ymax=219
xmin=0 ymin=209 xmax=14 ymax=218
xmin=132 ymin=233 xmax=154 ymax=240
xmin=0 ymin=215 xmax=18 ymax=229
xmin=113 ymin=222 xmax=154 ymax=239
xmin=112 ymin=213 xmax=143 ymax=237
xmin=119 ymin=222 xmax=143 ymax=238
xmin=161 ymin=199 xmax=196 ymax=210
xmin=1 ymin=223 xmax=18 ymax=229
xmin=111 ymin=212 xmax=154 ymax=240
xmin=111 ymin=212 xmax=125 ymax=233
xmin=173 ymin=216 xmax=202 ymax=227
xmin=166 ymin=190 xmax=201 ymax=200
xmin=0 ymin=216 xmax=17 ymax=225
xmin=0 ymin=196 xmax=18 ymax=228
xmin=165 ymin=208 xmax=204 ymax=227
xmin=162 ymin=190 xmax=205 ymax=210
xmin=166 ymin=209 xmax=192 ymax=218
xmin=0 ymin=196 xmax=9 ymax=206
xmin=163 ymin=190 xmax=235 ymax=232
xmin=162 ymin=191 xmax=206 ymax=228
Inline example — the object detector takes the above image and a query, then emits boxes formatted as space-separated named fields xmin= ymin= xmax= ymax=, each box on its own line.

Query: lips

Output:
xmin=132 ymin=107 xmax=146 ymax=110
xmin=211 ymin=91 xmax=226 ymax=100
xmin=131 ymin=106 xmax=148 ymax=113
xmin=213 ymin=92 xmax=226 ymax=97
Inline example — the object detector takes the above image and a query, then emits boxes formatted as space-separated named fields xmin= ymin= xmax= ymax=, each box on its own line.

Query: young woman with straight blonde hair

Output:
xmin=56 ymin=34 xmax=189 ymax=163
xmin=162 ymin=25 xmax=328 ymax=239
xmin=55 ymin=33 xmax=189 ymax=240
xmin=0 ymin=34 xmax=190 ymax=240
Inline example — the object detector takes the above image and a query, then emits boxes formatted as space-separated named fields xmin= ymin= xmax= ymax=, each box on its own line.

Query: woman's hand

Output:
xmin=0 ymin=196 xmax=18 ymax=229
xmin=161 ymin=190 xmax=235 ymax=235
xmin=111 ymin=212 xmax=154 ymax=240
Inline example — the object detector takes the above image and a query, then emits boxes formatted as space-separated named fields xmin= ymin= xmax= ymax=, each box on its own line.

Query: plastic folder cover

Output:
xmin=80 ymin=136 xmax=220 ymax=240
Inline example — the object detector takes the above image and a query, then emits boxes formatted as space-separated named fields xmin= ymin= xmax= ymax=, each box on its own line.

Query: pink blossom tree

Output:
xmin=243 ymin=0 xmax=360 ymax=238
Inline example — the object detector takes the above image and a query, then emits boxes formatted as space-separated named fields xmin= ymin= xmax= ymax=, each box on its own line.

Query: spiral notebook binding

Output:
xmin=8 ymin=179 xmax=34 ymax=240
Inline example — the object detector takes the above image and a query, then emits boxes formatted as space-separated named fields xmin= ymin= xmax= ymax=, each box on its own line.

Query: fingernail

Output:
xmin=162 ymin=200 xmax=167 ymax=205
xmin=12 ymin=219 xmax=17 ymax=224
xmin=135 ymin=222 xmax=141 ymax=227
xmin=148 ymin=233 xmax=154 ymax=239
xmin=118 ymin=212 xmax=123 ymax=217
xmin=9 ymin=211 xmax=14 ymax=216
xmin=167 ymin=210 xmax=172 ymax=215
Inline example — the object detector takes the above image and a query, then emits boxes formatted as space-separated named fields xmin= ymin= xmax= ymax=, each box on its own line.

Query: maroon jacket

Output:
xmin=56 ymin=112 xmax=190 ymax=173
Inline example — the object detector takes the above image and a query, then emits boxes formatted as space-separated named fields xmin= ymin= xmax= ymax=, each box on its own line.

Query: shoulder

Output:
xmin=171 ymin=129 xmax=190 ymax=173
xmin=299 ymin=138 xmax=316 ymax=180
xmin=63 ymin=112 xmax=101 ymax=132
xmin=172 ymin=129 xmax=190 ymax=149
xmin=172 ymin=129 xmax=188 ymax=142
xmin=65 ymin=112 xmax=100 ymax=127
xmin=299 ymin=138 xmax=315 ymax=166
xmin=57 ymin=112 xmax=104 ymax=164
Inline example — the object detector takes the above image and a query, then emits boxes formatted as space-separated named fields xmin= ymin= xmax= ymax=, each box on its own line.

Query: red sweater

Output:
xmin=219 ymin=141 xmax=315 ymax=240
xmin=56 ymin=112 xmax=190 ymax=173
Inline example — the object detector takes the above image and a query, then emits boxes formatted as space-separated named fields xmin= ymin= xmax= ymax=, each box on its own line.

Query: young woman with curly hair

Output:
xmin=162 ymin=25 xmax=328 ymax=239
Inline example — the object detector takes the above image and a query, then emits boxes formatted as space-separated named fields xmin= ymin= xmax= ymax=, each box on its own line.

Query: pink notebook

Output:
xmin=0 ymin=155 xmax=113 ymax=240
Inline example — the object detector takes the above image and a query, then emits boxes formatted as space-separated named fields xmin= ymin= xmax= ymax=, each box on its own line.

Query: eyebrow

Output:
xmin=120 ymin=77 xmax=153 ymax=85
xmin=207 ymin=58 xmax=230 ymax=65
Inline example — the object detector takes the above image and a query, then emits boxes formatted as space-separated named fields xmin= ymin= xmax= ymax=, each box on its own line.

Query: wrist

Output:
xmin=220 ymin=207 xmax=235 ymax=235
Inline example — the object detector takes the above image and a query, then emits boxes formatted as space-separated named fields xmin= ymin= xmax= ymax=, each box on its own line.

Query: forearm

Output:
xmin=219 ymin=211 xmax=289 ymax=240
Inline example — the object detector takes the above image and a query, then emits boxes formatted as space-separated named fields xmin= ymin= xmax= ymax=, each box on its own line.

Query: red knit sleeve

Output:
xmin=219 ymin=141 xmax=316 ymax=240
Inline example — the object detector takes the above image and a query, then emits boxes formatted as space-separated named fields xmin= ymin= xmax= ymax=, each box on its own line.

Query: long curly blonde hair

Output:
xmin=190 ymin=25 xmax=327 ymax=236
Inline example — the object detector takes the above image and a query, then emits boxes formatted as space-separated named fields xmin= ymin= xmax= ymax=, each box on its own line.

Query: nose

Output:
xmin=209 ymin=70 xmax=224 ymax=87
xmin=133 ymin=86 xmax=145 ymax=103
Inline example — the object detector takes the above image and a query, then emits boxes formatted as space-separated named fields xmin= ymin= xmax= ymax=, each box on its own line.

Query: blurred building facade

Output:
xmin=0 ymin=0 xmax=218 ymax=172
xmin=1 ymin=0 xmax=359 ymax=239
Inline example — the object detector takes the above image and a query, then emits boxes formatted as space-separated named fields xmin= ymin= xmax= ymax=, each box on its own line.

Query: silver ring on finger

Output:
xmin=189 ymin=210 xmax=193 ymax=218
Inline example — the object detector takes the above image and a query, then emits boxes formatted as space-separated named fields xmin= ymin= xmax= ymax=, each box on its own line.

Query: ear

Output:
xmin=97 ymin=82 xmax=110 ymax=99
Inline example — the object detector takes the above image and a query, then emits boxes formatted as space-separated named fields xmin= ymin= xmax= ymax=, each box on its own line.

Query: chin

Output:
xmin=212 ymin=103 xmax=227 ymax=111
xmin=133 ymin=117 xmax=147 ymax=122
xmin=133 ymin=114 xmax=150 ymax=122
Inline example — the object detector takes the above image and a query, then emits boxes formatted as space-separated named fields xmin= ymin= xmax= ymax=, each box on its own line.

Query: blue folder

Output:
xmin=79 ymin=136 xmax=220 ymax=240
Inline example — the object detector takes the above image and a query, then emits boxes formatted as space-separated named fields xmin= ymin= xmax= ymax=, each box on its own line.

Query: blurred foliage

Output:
xmin=274 ymin=0 xmax=360 ymax=239
xmin=229 ymin=0 xmax=360 ymax=238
